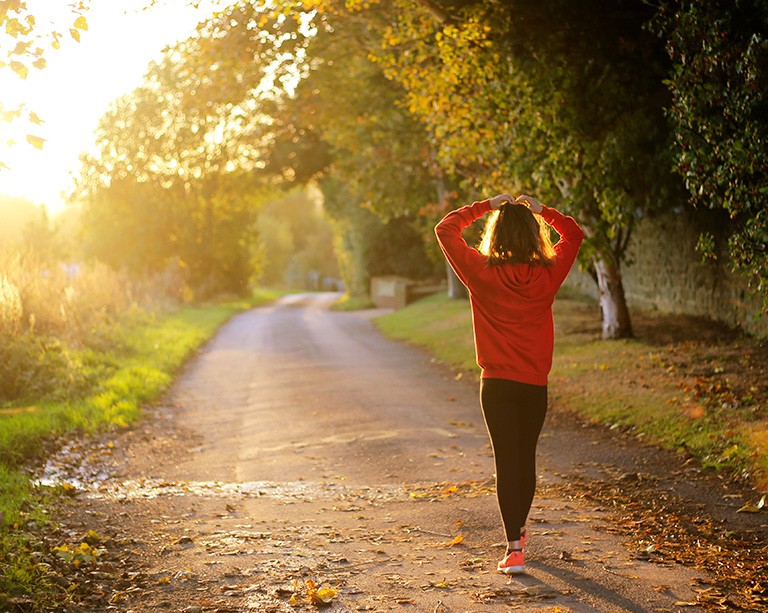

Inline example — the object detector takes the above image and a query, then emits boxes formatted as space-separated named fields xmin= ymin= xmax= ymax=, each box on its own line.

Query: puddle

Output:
xmin=82 ymin=478 xmax=406 ymax=503
xmin=36 ymin=439 xmax=113 ymax=490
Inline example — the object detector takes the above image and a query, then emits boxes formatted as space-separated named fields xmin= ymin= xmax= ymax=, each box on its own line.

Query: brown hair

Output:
xmin=478 ymin=203 xmax=556 ymax=267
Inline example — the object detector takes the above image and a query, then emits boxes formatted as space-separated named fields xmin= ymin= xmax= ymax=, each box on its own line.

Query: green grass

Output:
xmin=374 ymin=292 xmax=768 ymax=489
xmin=0 ymin=288 xmax=284 ymax=607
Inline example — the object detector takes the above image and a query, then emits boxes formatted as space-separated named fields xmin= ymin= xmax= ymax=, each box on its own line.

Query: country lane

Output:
xmin=51 ymin=292 xmax=712 ymax=612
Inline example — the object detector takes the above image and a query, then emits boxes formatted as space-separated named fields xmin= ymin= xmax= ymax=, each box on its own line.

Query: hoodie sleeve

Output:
xmin=539 ymin=205 xmax=584 ymax=286
xmin=434 ymin=199 xmax=491 ymax=289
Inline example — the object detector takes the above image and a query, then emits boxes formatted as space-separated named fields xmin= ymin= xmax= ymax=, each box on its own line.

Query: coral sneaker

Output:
xmin=498 ymin=548 xmax=525 ymax=574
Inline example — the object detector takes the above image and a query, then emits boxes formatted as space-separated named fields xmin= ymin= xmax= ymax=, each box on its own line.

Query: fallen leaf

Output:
xmin=444 ymin=534 xmax=464 ymax=547
xmin=308 ymin=585 xmax=337 ymax=605
xmin=737 ymin=495 xmax=766 ymax=513
xmin=173 ymin=568 xmax=195 ymax=581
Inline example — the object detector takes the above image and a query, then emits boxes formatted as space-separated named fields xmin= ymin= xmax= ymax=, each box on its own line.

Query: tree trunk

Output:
xmin=431 ymin=151 xmax=468 ymax=300
xmin=593 ymin=255 xmax=633 ymax=339
xmin=446 ymin=261 xmax=468 ymax=299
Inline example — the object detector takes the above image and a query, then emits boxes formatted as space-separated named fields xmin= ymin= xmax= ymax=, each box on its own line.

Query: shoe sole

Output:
xmin=498 ymin=565 xmax=525 ymax=574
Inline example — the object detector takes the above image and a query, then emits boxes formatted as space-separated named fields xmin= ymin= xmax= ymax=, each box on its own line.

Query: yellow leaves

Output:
xmin=344 ymin=0 xmax=380 ymax=12
xmin=10 ymin=60 xmax=27 ymax=79
xmin=426 ymin=578 xmax=453 ymax=589
xmin=443 ymin=533 xmax=464 ymax=547
xmin=60 ymin=482 xmax=78 ymax=496
xmin=4 ymin=17 xmax=28 ymax=38
xmin=281 ymin=579 xmax=338 ymax=607
xmin=28 ymin=111 xmax=44 ymax=125
xmin=26 ymin=134 xmax=45 ymax=149
xmin=69 ymin=14 xmax=88 ymax=42
xmin=308 ymin=583 xmax=338 ymax=606
xmin=52 ymin=541 xmax=104 ymax=567
xmin=408 ymin=478 xmax=496 ymax=501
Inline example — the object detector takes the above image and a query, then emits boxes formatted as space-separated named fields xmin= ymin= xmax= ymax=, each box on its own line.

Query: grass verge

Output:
xmin=373 ymin=292 xmax=768 ymax=492
xmin=0 ymin=288 xmax=284 ymax=608
xmin=331 ymin=293 xmax=376 ymax=311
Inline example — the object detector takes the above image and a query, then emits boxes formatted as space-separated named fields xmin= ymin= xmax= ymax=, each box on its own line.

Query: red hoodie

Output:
xmin=435 ymin=199 xmax=584 ymax=386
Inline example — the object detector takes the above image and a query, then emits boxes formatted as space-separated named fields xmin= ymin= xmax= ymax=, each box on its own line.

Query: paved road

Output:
xmin=166 ymin=292 xmax=492 ymax=487
xmin=58 ymin=293 xmax=712 ymax=611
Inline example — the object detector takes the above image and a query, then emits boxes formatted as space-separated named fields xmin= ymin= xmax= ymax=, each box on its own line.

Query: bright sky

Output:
xmin=0 ymin=0 xmax=219 ymax=216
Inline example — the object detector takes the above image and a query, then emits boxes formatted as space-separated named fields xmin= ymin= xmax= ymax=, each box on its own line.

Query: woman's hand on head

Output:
xmin=514 ymin=194 xmax=544 ymax=214
xmin=489 ymin=193 xmax=514 ymax=210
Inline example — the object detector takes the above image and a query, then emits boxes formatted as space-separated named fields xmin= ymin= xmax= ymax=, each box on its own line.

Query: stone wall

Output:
xmin=563 ymin=208 xmax=767 ymax=337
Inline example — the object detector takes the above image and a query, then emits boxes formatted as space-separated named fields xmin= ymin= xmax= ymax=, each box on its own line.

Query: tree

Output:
xmin=74 ymin=28 xmax=272 ymax=296
xmin=187 ymin=2 xmax=444 ymax=297
xmin=278 ymin=7 xmax=443 ymax=295
xmin=653 ymin=0 xmax=768 ymax=312
xmin=370 ymin=0 xmax=679 ymax=338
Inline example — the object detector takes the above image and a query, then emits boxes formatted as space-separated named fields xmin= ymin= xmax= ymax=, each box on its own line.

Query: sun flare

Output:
xmin=0 ymin=1 xmax=215 ymax=215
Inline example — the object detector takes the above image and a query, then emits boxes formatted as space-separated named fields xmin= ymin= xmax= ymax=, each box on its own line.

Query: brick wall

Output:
xmin=563 ymin=208 xmax=767 ymax=337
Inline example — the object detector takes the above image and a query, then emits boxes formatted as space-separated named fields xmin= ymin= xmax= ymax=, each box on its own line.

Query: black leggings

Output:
xmin=480 ymin=378 xmax=548 ymax=542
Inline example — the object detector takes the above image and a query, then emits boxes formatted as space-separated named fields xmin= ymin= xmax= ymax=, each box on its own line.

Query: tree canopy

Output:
xmin=71 ymin=0 xmax=767 ymax=322
xmin=654 ymin=0 xmax=768 ymax=309
xmin=73 ymin=21 xmax=274 ymax=296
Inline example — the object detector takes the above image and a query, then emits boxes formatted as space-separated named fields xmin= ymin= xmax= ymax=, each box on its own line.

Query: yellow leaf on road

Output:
xmin=737 ymin=495 xmax=766 ymax=513
xmin=309 ymin=585 xmax=337 ymax=605
xmin=74 ymin=16 xmax=88 ymax=30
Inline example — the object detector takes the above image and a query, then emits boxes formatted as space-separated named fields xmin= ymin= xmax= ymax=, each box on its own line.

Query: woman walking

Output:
xmin=435 ymin=193 xmax=584 ymax=574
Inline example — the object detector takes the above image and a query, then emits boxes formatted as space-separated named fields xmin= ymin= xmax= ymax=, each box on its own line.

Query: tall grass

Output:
xmin=0 ymin=249 xmax=186 ymax=406
xmin=0 ymin=249 xmax=133 ymax=341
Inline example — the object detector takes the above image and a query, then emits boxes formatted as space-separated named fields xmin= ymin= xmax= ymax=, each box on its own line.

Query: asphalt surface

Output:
xmin=51 ymin=292 xmax=724 ymax=612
